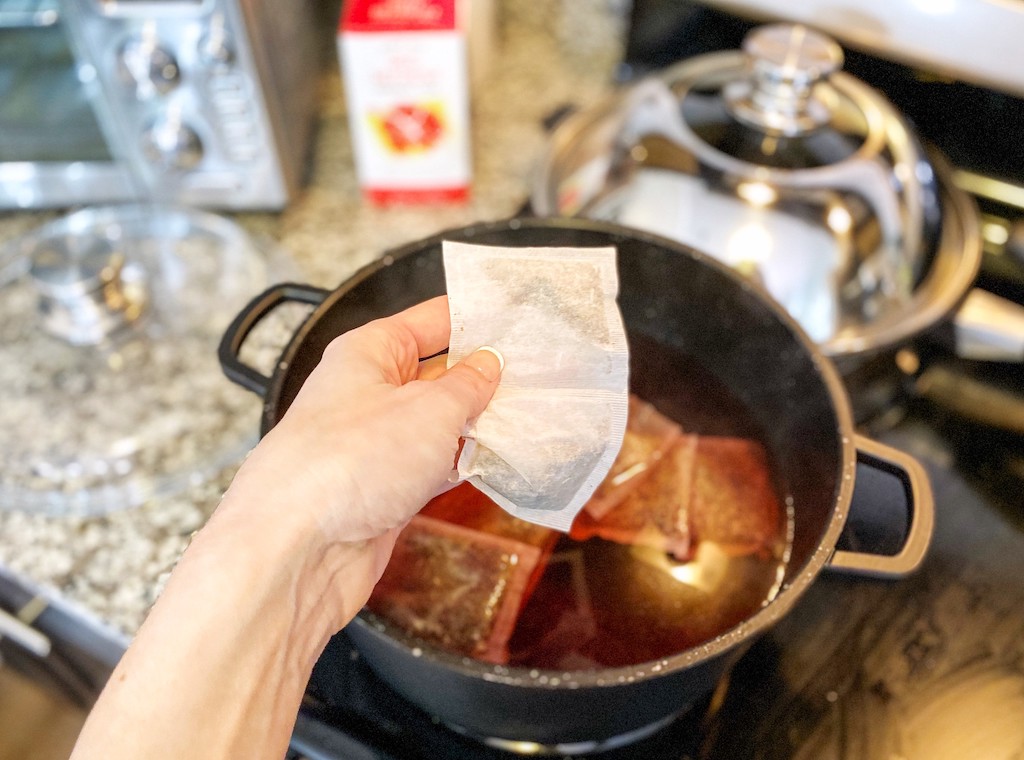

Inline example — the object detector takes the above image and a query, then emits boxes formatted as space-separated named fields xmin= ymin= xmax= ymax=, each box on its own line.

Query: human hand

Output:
xmin=71 ymin=297 xmax=502 ymax=760
xmin=224 ymin=295 xmax=503 ymax=582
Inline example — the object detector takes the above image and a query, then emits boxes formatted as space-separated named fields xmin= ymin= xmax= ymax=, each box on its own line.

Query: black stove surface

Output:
xmin=290 ymin=402 xmax=1024 ymax=760
xmin=274 ymin=8 xmax=1024 ymax=756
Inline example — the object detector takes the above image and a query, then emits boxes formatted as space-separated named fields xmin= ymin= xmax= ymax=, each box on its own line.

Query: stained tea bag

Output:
xmin=444 ymin=240 xmax=629 ymax=532
xmin=572 ymin=434 xmax=697 ymax=561
xmin=421 ymin=482 xmax=560 ymax=604
xmin=367 ymin=514 xmax=544 ymax=664
xmin=421 ymin=482 xmax=560 ymax=554
xmin=583 ymin=395 xmax=684 ymax=520
xmin=689 ymin=436 xmax=781 ymax=556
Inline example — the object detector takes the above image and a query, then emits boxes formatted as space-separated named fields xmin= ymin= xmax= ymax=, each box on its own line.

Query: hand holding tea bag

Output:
xmin=444 ymin=240 xmax=630 ymax=531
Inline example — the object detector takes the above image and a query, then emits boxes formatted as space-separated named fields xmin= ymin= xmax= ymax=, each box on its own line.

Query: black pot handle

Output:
xmin=826 ymin=435 xmax=935 ymax=579
xmin=218 ymin=282 xmax=328 ymax=396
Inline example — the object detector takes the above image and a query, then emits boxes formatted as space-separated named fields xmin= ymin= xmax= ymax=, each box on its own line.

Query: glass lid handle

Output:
xmin=29 ymin=238 xmax=146 ymax=346
xmin=724 ymin=23 xmax=844 ymax=136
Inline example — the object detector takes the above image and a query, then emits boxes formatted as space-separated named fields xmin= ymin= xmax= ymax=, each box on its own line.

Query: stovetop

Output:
xmin=287 ymin=400 xmax=1024 ymax=760
xmin=284 ymin=9 xmax=1024 ymax=755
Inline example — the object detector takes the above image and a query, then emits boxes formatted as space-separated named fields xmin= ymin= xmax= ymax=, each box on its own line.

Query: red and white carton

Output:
xmin=338 ymin=0 xmax=472 ymax=205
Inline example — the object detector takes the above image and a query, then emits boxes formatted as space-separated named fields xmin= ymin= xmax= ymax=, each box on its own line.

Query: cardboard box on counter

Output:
xmin=338 ymin=0 xmax=491 ymax=206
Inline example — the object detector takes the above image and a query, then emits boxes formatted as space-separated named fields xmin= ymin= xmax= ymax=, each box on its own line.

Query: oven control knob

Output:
xmin=116 ymin=36 xmax=180 ymax=96
xmin=140 ymin=115 xmax=203 ymax=171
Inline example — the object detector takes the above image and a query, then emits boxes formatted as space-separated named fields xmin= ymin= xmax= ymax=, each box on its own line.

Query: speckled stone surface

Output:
xmin=0 ymin=2 xmax=622 ymax=638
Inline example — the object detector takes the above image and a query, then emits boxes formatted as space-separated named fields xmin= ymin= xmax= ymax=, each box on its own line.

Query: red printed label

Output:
xmin=341 ymin=0 xmax=456 ymax=32
xmin=364 ymin=186 xmax=470 ymax=206
xmin=371 ymin=103 xmax=446 ymax=153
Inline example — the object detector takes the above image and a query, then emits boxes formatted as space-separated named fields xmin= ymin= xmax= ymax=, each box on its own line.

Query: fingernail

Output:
xmin=465 ymin=346 xmax=504 ymax=381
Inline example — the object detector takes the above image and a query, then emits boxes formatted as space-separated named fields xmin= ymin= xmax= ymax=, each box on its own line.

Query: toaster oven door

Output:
xmin=0 ymin=0 xmax=134 ymax=208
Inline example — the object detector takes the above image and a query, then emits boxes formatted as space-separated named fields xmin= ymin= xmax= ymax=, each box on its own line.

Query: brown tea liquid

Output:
xmin=412 ymin=333 xmax=791 ymax=669
xmin=506 ymin=535 xmax=786 ymax=669
xmin=510 ymin=333 xmax=789 ymax=668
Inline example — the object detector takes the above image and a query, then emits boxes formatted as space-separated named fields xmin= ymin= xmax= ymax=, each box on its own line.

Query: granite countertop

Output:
xmin=0 ymin=3 xmax=622 ymax=639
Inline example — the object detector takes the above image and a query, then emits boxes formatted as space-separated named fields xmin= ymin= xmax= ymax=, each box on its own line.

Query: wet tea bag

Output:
xmin=444 ymin=240 xmax=629 ymax=531
xmin=368 ymin=514 xmax=544 ymax=664
xmin=571 ymin=398 xmax=696 ymax=561
xmin=583 ymin=395 xmax=684 ymax=520
xmin=689 ymin=436 xmax=781 ymax=556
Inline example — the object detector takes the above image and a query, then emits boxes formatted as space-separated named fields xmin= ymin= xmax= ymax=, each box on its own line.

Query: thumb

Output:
xmin=434 ymin=346 xmax=504 ymax=421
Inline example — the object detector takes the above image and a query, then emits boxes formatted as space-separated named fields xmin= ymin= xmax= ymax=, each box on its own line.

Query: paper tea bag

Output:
xmin=443 ymin=240 xmax=629 ymax=531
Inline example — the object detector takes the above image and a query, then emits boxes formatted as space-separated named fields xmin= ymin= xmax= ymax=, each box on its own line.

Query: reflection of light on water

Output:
xmin=488 ymin=740 xmax=545 ymax=755
xmin=630 ymin=542 xmax=730 ymax=593
xmin=610 ymin=461 xmax=648 ymax=486
xmin=737 ymin=181 xmax=778 ymax=208
xmin=548 ymin=549 xmax=597 ymax=637
xmin=725 ymin=222 xmax=773 ymax=267
xmin=765 ymin=497 xmax=795 ymax=604
xmin=826 ymin=205 xmax=853 ymax=235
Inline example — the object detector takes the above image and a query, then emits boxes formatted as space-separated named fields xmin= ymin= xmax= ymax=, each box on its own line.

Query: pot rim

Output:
xmin=263 ymin=216 xmax=859 ymax=688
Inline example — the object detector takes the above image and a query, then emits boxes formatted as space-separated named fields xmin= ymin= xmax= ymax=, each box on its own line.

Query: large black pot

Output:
xmin=219 ymin=218 xmax=933 ymax=748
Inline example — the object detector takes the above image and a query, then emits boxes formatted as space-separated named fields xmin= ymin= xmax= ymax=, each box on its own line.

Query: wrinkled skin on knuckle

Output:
xmin=263 ymin=318 xmax=474 ymax=543
xmin=319 ymin=325 xmax=396 ymax=383
xmin=316 ymin=382 xmax=462 ymax=540
xmin=423 ymin=377 xmax=475 ymax=427
xmin=320 ymin=329 xmax=362 ymax=362
xmin=397 ymin=380 xmax=468 ymax=442
xmin=333 ymin=320 xmax=422 ymax=381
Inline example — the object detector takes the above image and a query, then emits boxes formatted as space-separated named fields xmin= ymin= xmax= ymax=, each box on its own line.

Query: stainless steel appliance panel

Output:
xmin=0 ymin=0 xmax=320 ymax=210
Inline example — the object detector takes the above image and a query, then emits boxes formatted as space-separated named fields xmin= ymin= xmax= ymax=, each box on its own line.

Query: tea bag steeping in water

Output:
xmin=444 ymin=240 xmax=629 ymax=531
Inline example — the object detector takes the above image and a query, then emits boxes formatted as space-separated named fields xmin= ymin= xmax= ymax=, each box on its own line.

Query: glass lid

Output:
xmin=0 ymin=204 xmax=280 ymax=516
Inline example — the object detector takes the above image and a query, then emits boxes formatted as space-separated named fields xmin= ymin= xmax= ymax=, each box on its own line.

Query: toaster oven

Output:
xmin=0 ymin=0 xmax=321 ymax=210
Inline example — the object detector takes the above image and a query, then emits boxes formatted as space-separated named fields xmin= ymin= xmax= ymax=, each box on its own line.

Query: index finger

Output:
xmin=388 ymin=295 xmax=452 ymax=360
xmin=317 ymin=295 xmax=452 ymax=388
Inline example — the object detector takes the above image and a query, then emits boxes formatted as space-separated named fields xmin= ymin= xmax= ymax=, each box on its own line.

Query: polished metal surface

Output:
xmin=0 ymin=606 xmax=51 ymax=659
xmin=725 ymin=23 xmax=843 ymax=135
xmin=115 ymin=34 xmax=180 ymax=97
xmin=0 ymin=0 xmax=59 ymax=28
xmin=58 ymin=0 xmax=307 ymax=208
xmin=197 ymin=15 xmax=234 ymax=69
xmin=532 ymin=24 xmax=981 ymax=363
xmin=0 ymin=4 xmax=135 ymax=207
xmin=0 ymin=0 xmax=320 ymax=209
xmin=0 ymin=162 xmax=135 ymax=209
xmin=953 ymin=289 xmax=1024 ymax=362
xmin=139 ymin=112 xmax=204 ymax=172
